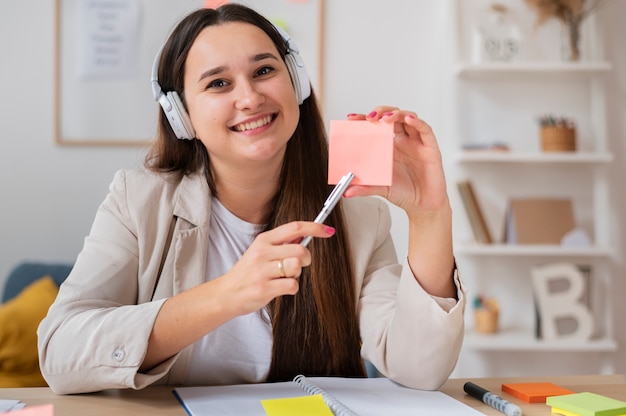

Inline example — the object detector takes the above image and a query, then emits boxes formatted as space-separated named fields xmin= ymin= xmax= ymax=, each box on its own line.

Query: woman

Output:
xmin=38 ymin=4 xmax=465 ymax=394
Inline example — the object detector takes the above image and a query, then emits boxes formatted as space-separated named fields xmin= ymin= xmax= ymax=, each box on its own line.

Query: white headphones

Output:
xmin=150 ymin=23 xmax=311 ymax=140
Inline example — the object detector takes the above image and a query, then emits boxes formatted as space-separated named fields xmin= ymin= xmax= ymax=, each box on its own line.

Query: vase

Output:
xmin=562 ymin=19 xmax=582 ymax=61
xmin=472 ymin=3 xmax=523 ymax=63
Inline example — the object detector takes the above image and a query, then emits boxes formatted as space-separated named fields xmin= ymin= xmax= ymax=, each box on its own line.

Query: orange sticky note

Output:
xmin=328 ymin=120 xmax=393 ymax=186
xmin=261 ymin=394 xmax=333 ymax=416
xmin=501 ymin=382 xmax=575 ymax=403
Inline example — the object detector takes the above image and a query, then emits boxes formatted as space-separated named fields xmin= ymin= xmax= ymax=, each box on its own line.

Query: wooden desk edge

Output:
xmin=441 ymin=374 xmax=626 ymax=416
xmin=442 ymin=373 xmax=625 ymax=392
xmin=1 ymin=375 xmax=624 ymax=416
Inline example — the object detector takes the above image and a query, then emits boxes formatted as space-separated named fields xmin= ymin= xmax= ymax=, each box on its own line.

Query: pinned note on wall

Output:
xmin=328 ymin=120 xmax=394 ymax=186
xmin=203 ymin=0 xmax=229 ymax=9
xmin=76 ymin=0 xmax=142 ymax=79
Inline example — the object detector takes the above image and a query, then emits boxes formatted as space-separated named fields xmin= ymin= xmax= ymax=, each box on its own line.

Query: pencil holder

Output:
xmin=540 ymin=126 xmax=576 ymax=152
xmin=474 ymin=309 xmax=499 ymax=334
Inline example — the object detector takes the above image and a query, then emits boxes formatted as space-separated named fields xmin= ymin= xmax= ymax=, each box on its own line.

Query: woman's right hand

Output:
xmin=219 ymin=221 xmax=336 ymax=316
xmin=141 ymin=221 xmax=335 ymax=371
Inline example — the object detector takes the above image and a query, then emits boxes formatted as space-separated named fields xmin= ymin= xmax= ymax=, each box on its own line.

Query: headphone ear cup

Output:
xmin=168 ymin=92 xmax=195 ymax=139
xmin=157 ymin=91 xmax=195 ymax=140
xmin=284 ymin=53 xmax=311 ymax=105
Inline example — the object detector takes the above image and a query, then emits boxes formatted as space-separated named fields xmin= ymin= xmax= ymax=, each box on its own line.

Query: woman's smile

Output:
xmin=231 ymin=113 xmax=277 ymax=132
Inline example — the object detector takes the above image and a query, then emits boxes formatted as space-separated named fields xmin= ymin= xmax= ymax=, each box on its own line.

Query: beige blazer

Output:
xmin=38 ymin=169 xmax=465 ymax=394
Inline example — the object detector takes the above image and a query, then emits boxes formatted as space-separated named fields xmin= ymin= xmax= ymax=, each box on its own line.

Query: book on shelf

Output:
xmin=504 ymin=198 xmax=575 ymax=244
xmin=457 ymin=180 xmax=493 ymax=244
xmin=173 ymin=375 xmax=484 ymax=416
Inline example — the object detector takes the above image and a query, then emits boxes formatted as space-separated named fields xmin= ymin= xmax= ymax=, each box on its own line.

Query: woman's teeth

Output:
xmin=234 ymin=115 xmax=272 ymax=132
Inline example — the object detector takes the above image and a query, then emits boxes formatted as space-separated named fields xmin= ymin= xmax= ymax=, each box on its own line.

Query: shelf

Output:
xmin=455 ymin=152 xmax=613 ymax=164
xmin=464 ymin=327 xmax=617 ymax=352
xmin=454 ymin=61 xmax=612 ymax=79
xmin=455 ymin=244 xmax=612 ymax=258
xmin=449 ymin=0 xmax=616 ymax=376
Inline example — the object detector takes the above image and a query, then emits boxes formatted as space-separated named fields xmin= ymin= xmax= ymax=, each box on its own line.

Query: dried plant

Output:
xmin=525 ymin=0 xmax=606 ymax=60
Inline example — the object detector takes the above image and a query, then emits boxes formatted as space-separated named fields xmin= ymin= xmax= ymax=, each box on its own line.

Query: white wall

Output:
xmin=1 ymin=1 xmax=624 ymax=378
xmin=0 ymin=2 xmax=147 ymax=274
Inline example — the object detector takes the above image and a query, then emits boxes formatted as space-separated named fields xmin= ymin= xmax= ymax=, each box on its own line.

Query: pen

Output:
xmin=300 ymin=172 xmax=355 ymax=247
xmin=464 ymin=382 xmax=523 ymax=416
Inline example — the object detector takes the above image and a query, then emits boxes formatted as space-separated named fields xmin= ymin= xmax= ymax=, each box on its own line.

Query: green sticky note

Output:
xmin=261 ymin=394 xmax=334 ymax=416
xmin=546 ymin=392 xmax=626 ymax=416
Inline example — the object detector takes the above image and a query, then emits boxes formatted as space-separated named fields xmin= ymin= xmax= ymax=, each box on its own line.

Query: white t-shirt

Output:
xmin=185 ymin=197 xmax=273 ymax=385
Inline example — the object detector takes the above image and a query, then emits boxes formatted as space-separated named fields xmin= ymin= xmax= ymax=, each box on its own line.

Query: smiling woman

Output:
xmin=54 ymin=0 xmax=325 ymax=145
xmin=39 ymin=2 xmax=464 ymax=396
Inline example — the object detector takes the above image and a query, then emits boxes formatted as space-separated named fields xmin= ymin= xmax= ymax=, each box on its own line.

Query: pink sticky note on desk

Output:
xmin=328 ymin=120 xmax=393 ymax=185
xmin=6 ymin=404 xmax=54 ymax=416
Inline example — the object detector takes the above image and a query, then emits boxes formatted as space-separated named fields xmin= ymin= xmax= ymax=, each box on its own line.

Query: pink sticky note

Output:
xmin=203 ymin=0 xmax=228 ymax=9
xmin=328 ymin=120 xmax=393 ymax=185
xmin=6 ymin=404 xmax=54 ymax=416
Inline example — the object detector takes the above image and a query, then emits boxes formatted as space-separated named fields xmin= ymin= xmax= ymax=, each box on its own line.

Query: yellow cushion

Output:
xmin=0 ymin=276 xmax=59 ymax=387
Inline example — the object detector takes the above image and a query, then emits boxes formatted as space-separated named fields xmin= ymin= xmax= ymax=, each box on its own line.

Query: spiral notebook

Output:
xmin=173 ymin=375 xmax=484 ymax=416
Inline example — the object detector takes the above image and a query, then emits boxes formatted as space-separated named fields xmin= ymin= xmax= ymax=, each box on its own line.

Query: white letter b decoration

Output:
xmin=531 ymin=262 xmax=594 ymax=341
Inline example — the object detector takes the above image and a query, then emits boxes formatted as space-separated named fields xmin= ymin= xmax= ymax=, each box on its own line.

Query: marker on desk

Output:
xmin=464 ymin=382 xmax=523 ymax=416
xmin=300 ymin=172 xmax=355 ymax=247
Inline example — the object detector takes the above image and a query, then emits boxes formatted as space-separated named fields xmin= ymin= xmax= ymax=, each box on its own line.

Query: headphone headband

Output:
xmin=151 ymin=20 xmax=311 ymax=140
xmin=272 ymin=24 xmax=311 ymax=105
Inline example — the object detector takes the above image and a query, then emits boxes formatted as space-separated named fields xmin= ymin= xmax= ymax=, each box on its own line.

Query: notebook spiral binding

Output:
xmin=293 ymin=375 xmax=358 ymax=416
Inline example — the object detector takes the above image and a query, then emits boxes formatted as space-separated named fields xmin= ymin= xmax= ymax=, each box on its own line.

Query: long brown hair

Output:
xmin=145 ymin=5 xmax=365 ymax=381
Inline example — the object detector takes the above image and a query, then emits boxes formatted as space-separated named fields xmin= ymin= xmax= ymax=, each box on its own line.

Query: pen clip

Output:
xmin=325 ymin=172 xmax=355 ymax=206
xmin=300 ymin=172 xmax=355 ymax=248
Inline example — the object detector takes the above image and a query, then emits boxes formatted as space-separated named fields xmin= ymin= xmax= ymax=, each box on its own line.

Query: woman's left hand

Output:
xmin=345 ymin=106 xmax=448 ymax=214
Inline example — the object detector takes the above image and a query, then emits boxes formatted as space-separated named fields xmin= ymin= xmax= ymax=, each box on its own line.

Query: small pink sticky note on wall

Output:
xmin=328 ymin=120 xmax=394 ymax=186
xmin=203 ymin=0 xmax=228 ymax=9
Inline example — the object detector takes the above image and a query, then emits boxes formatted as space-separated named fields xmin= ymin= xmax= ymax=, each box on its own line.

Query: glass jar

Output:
xmin=472 ymin=3 xmax=523 ymax=63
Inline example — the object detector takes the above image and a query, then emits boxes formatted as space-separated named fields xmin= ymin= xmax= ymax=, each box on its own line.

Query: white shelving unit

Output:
xmin=464 ymin=327 xmax=616 ymax=352
xmin=447 ymin=0 xmax=616 ymax=376
xmin=455 ymin=152 xmax=613 ymax=164
xmin=454 ymin=61 xmax=612 ymax=77
xmin=455 ymin=244 xmax=612 ymax=258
